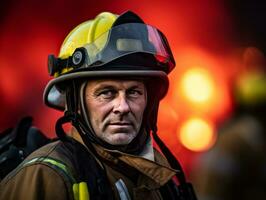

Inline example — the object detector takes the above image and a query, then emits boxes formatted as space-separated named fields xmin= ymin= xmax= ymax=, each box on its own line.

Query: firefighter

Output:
xmin=0 ymin=11 xmax=197 ymax=200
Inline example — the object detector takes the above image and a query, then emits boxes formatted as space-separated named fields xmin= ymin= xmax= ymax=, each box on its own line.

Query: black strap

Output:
xmin=148 ymin=99 xmax=197 ymax=200
xmin=152 ymin=130 xmax=197 ymax=200
xmin=54 ymin=80 xmax=113 ymax=199
xmin=0 ymin=117 xmax=50 ymax=179
xmin=62 ymin=137 xmax=114 ymax=200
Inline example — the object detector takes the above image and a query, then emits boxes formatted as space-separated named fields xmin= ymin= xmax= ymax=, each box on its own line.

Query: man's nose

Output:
xmin=113 ymin=94 xmax=130 ymax=114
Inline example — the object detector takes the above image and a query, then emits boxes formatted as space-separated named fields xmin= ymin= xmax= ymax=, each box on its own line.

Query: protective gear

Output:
xmin=0 ymin=137 xmax=113 ymax=200
xmin=0 ymin=135 xmax=180 ymax=200
xmin=43 ymin=11 xmax=197 ymax=199
xmin=44 ymin=10 xmax=175 ymax=155
xmin=44 ymin=11 xmax=175 ymax=110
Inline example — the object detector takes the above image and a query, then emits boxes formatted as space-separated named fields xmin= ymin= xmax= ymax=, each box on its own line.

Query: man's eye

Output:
xmin=99 ymin=90 xmax=116 ymax=98
xmin=127 ymin=90 xmax=142 ymax=97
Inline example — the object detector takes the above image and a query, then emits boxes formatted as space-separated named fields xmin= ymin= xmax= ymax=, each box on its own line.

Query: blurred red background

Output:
xmin=1 ymin=0 xmax=264 ymax=177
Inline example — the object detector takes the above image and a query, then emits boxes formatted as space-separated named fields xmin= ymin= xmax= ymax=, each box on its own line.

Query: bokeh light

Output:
xmin=181 ymin=67 xmax=214 ymax=103
xmin=179 ymin=117 xmax=216 ymax=152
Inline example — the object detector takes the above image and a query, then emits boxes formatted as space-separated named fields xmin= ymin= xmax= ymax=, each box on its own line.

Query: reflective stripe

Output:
xmin=73 ymin=182 xmax=90 ymax=200
xmin=24 ymin=157 xmax=91 ymax=199
xmin=79 ymin=182 xmax=90 ymax=200
xmin=115 ymin=179 xmax=131 ymax=200
xmin=26 ymin=157 xmax=67 ymax=172
xmin=73 ymin=183 xmax=79 ymax=200
xmin=23 ymin=157 xmax=76 ymax=184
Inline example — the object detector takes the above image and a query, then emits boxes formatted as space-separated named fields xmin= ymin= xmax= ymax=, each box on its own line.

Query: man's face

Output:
xmin=85 ymin=79 xmax=147 ymax=145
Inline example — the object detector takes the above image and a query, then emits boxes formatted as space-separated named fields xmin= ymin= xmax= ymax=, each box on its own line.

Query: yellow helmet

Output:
xmin=56 ymin=12 xmax=118 ymax=75
xmin=44 ymin=11 xmax=175 ymax=110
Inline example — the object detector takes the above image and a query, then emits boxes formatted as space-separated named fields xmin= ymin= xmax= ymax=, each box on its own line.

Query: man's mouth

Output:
xmin=109 ymin=122 xmax=132 ymax=126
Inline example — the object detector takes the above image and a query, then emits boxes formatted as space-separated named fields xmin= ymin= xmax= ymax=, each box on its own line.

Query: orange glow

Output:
xmin=179 ymin=117 xmax=216 ymax=152
xmin=181 ymin=67 xmax=214 ymax=103
xmin=157 ymin=101 xmax=180 ymax=150
xmin=170 ymin=48 xmax=233 ymax=121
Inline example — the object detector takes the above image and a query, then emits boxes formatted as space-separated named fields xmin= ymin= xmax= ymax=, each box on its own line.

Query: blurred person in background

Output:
xmin=192 ymin=47 xmax=266 ymax=200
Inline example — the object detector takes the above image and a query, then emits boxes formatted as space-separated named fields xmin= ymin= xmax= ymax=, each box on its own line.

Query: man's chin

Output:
xmin=104 ymin=133 xmax=136 ymax=145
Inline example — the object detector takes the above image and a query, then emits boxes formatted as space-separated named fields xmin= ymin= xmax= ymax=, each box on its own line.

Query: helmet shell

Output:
xmin=44 ymin=11 xmax=174 ymax=110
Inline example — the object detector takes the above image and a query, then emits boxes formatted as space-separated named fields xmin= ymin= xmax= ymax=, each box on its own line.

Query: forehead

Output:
xmin=85 ymin=79 xmax=146 ymax=90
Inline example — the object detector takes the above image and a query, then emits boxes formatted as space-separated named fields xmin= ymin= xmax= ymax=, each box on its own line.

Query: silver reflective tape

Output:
xmin=115 ymin=179 xmax=131 ymax=200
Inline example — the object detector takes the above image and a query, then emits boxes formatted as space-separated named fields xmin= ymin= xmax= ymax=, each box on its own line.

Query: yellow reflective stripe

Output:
xmin=40 ymin=158 xmax=67 ymax=172
xmin=73 ymin=183 xmax=79 ymax=200
xmin=79 ymin=182 xmax=90 ymax=200
xmin=24 ymin=157 xmax=90 ymax=199
xmin=25 ymin=157 xmax=67 ymax=175
xmin=23 ymin=157 xmax=76 ymax=183
xmin=72 ymin=182 xmax=90 ymax=200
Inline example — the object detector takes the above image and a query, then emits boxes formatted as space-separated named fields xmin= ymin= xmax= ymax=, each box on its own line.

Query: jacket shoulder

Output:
xmin=0 ymin=160 xmax=72 ymax=200
xmin=0 ymin=140 xmax=75 ymax=200
xmin=26 ymin=139 xmax=79 ymax=175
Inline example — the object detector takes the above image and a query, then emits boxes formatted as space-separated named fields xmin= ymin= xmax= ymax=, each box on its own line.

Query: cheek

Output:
xmin=132 ymin=99 xmax=147 ymax=117
xmin=86 ymin=104 xmax=103 ymax=133
xmin=86 ymin=99 xmax=100 ymax=123
xmin=86 ymin=101 xmax=112 ymax=123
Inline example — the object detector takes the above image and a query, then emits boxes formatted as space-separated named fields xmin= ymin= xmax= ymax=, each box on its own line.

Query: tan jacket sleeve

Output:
xmin=0 ymin=164 xmax=72 ymax=200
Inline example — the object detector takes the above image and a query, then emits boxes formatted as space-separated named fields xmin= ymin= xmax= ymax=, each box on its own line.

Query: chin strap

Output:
xmin=55 ymin=80 xmax=101 ymax=161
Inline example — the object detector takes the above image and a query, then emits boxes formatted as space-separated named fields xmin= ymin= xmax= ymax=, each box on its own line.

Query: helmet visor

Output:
xmin=73 ymin=23 xmax=175 ymax=73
